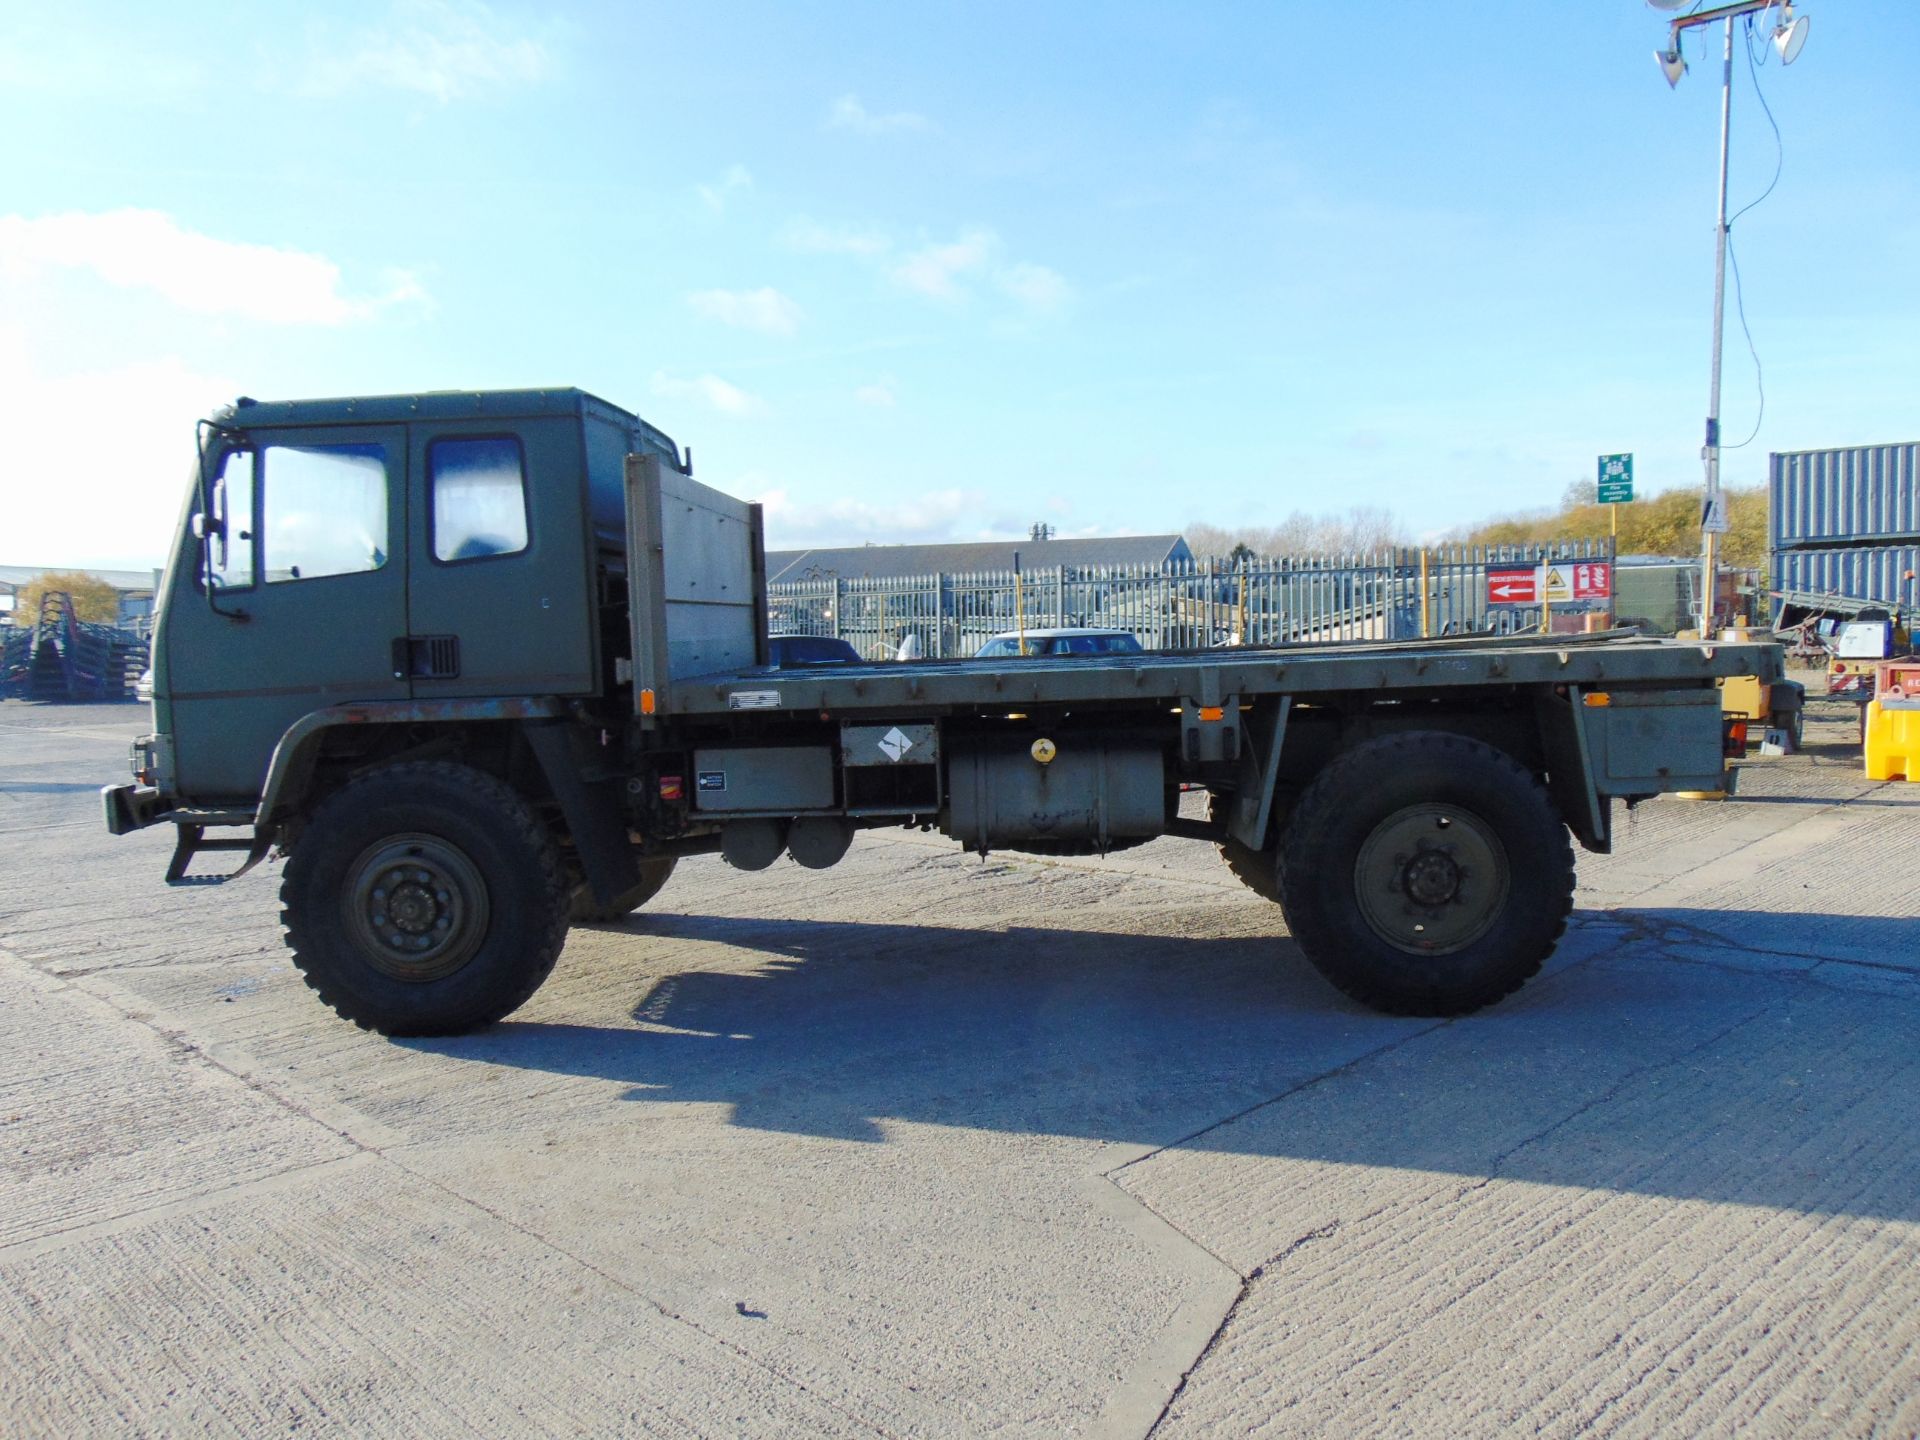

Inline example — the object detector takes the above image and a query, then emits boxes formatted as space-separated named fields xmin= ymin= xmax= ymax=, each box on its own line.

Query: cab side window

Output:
xmin=431 ymin=437 xmax=528 ymax=563
xmin=260 ymin=444 xmax=389 ymax=583
xmin=206 ymin=449 xmax=256 ymax=591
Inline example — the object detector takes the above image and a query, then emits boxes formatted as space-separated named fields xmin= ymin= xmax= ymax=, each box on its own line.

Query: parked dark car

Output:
xmin=768 ymin=635 xmax=862 ymax=668
xmin=973 ymin=627 xmax=1145 ymax=659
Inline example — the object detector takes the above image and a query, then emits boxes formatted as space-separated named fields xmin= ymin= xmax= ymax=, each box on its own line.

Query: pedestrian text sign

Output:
xmin=1487 ymin=563 xmax=1540 ymax=606
xmin=1597 ymin=454 xmax=1633 ymax=505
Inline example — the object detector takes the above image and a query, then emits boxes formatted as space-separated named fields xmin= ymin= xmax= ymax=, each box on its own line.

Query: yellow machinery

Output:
xmin=1863 ymin=661 xmax=1920 ymax=783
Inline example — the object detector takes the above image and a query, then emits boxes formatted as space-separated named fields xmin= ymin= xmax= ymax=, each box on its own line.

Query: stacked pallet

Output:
xmin=0 ymin=592 xmax=149 ymax=701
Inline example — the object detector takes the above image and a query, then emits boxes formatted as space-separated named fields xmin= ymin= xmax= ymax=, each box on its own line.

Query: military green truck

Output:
xmin=104 ymin=389 xmax=1781 ymax=1035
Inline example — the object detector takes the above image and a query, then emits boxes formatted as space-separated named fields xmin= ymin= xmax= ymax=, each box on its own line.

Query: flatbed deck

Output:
xmin=668 ymin=629 xmax=1785 ymax=717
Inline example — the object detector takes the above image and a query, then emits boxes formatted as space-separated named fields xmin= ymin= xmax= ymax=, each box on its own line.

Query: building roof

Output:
xmin=766 ymin=534 xmax=1192 ymax=582
xmin=0 ymin=565 xmax=163 ymax=593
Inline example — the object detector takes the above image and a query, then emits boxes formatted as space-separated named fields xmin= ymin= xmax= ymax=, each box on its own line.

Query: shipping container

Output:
xmin=1771 ymin=442 xmax=1920 ymax=550
xmin=1774 ymin=545 xmax=1920 ymax=613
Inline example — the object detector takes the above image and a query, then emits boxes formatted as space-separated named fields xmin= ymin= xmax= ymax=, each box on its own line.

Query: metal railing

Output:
xmin=770 ymin=541 xmax=1618 ymax=660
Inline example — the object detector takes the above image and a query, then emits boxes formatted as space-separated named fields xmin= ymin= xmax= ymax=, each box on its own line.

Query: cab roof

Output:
xmin=210 ymin=387 xmax=677 ymax=457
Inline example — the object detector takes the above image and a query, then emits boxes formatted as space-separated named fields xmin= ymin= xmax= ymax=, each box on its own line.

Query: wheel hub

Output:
xmin=1401 ymin=848 xmax=1463 ymax=907
xmin=345 ymin=837 xmax=489 ymax=982
xmin=1354 ymin=804 xmax=1511 ymax=955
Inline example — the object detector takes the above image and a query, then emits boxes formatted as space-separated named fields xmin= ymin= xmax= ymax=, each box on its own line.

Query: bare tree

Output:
xmin=1185 ymin=506 xmax=1408 ymax=560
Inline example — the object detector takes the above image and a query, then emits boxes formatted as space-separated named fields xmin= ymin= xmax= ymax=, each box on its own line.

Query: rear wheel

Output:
xmin=282 ymin=761 xmax=569 ymax=1035
xmin=1279 ymin=732 xmax=1572 ymax=1016
xmin=569 ymin=857 xmax=677 ymax=923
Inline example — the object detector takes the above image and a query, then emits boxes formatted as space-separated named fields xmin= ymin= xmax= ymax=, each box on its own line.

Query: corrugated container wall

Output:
xmin=1775 ymin=546 xmax=1920 ymax=610
xmin=1770 ymin=442 xmax=1920 ymax=549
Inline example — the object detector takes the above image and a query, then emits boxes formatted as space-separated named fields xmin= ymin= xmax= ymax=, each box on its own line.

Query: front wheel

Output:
xmin=282 ymin=761 xmax=569 ymax=1035
xmin=1279 ymin=732 xmax=1573 ymax=1016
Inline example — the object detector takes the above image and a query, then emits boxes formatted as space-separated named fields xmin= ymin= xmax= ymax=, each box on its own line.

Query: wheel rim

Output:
xmin=1353 ymin=803 xmax=1510 ymax=956
xmin=344 ymin=833 xmax=490 ymax=982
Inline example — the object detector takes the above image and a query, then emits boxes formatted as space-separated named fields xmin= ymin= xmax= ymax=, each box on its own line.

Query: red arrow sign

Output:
xmin=1487 ymin=565 xmax=1539 ymax=605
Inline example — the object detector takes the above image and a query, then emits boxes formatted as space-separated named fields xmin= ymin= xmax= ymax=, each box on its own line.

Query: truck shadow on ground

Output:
xmin=412 ymin=907 xmax=1920 ymax=1222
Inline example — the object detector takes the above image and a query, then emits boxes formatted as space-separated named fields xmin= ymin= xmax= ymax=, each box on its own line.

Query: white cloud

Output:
xmin=826 ymin=94 xmax=931 ymax=135
xmin=891 ymin=228 xmax=998 ymax=301
xmin=853 ymin=382 xmax=896 ymax=408
xmin=687 ymin=286 xmax=802 ymax=337
xmin=649 ymin=371 xmax=764 ymax=417
xmin=789 ymin=216 xmax=1068 ymax=315
xmin=0 ymin=209 xmax=425 ymax=325
xmin=782 ymin=218 xmax=892 ymax=258
xmin=759 ymin=485 xmax=985 ymax=548
xmin=697 ymin=164 xmax=754 ymax=213
xmin=0 ymin=325 xmax=235 ymax=568
xmin=996 ymin=261 xmax=1071 ymax=312
xmin=298 ymin=0 xmax=552 ymax=103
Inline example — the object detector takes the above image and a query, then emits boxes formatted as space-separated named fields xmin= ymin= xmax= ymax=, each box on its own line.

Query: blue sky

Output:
xmin=2 ymin=0 xmax=1915 ymax=568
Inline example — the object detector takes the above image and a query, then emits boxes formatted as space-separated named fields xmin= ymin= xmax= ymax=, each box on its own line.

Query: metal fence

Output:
xmin=770 ymin=541 xmax=1618 ymax=660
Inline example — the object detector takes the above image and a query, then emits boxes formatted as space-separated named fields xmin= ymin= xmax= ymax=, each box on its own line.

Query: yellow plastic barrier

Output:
xmin=1863 ymin=700 xmax=1920 ymax=783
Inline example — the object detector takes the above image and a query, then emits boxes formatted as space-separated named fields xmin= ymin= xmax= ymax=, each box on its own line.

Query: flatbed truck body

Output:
xmin=105 ymin=389 xmax=1782 ymax=1034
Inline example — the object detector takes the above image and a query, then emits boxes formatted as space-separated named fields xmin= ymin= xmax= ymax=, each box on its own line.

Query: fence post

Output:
xmin=832 ymin=578 xmax=843 ymax=640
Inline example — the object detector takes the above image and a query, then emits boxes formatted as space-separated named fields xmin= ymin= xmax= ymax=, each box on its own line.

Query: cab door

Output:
xmin=403 ymin=417 xmax=594 ymax=699
xmin=165 ymin=426 xmax=409 ymax=801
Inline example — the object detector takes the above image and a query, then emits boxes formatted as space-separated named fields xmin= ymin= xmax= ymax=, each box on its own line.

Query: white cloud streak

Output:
xmin=786 ymin=217 xmax=1070 ymax=313
xmin=697 ymin=164 xmax=754 ymax=213
xmin=687 ymin=286 xmax=802 ymax=337
xmin=996 ymin=261 xmax=1071 ymax=312
xmin=0 ymin=324 xmax=235 ymax=567
xmin=759 ymin=486 xmax=986 ymax=548
xmin=853 ymin=382 xmax=896 ymax=408
xmin=0 ymin=210 xmax=426 ymax=325
xmin=298 ymin=0 xmax=552 ymax=103
xmin=782 ymin=218 xmax=893 ymax=258
xmin=826 ymin=94 xmax=931 ymax=135
xmin=891 ymin=228 xmax=997 ymax=301
xmin=649 ymin=371 xmax=764 ymax=416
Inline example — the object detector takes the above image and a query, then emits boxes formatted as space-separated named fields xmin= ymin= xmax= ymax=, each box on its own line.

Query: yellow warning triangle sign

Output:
xmin=1543 ymin=565 xmax=1571 ymax=601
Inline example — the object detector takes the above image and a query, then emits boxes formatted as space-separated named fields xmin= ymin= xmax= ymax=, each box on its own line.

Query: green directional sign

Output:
xmin=1597 ymin=453 xmax=1634 ymax=504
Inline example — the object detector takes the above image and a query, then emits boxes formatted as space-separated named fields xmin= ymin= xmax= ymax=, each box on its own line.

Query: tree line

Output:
xmin=1188 ymin=481 xmax=1767 ymax=570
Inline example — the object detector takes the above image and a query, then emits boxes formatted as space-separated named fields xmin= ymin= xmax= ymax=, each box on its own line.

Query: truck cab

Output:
xmin=144 ymin=389 xmax=677 ymax=806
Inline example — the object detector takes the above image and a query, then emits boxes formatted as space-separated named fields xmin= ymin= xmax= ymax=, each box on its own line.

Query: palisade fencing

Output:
xmin=769 ymin=540 xmax=1617 ymax=660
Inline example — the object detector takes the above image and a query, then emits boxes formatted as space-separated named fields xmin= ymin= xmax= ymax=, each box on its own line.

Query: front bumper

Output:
xmin=102 ymin=784 xmax=167 ymax=836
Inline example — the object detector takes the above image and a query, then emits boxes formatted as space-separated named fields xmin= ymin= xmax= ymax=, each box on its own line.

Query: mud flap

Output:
xmin=524 ymin=722 xmax=642 ymax=907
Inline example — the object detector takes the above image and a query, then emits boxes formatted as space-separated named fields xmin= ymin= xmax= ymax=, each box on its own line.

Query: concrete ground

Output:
xmin=0 ymin=694 xmax=1915 ymax=1438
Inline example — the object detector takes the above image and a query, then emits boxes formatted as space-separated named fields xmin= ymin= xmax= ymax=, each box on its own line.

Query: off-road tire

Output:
xmin=281 ymin=761 xmax=569 ymax=1036
xmin=569 ymin=857 xmax=677 ymax=923
xmin=1278 ymin=731 xmax=1572 ymax=1016
xmin=1210 ymin=793 xmax=1280 ymax=903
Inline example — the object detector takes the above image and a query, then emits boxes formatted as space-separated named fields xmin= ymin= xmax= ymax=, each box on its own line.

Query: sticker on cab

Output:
xmin=697 ymin=771 xmax=726 ymax=793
